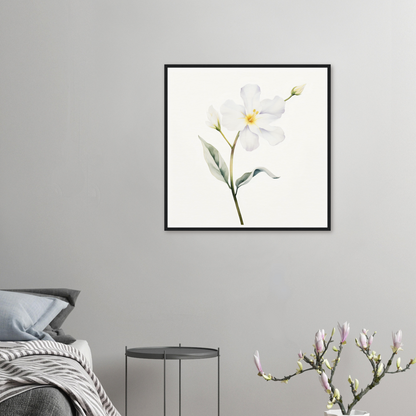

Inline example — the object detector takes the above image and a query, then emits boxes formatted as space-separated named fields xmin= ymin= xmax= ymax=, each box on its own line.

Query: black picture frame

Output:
xmin=165 ymin=64 xmax=331 ymax=231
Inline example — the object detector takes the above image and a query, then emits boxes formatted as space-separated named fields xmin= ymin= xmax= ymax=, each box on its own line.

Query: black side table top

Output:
xmin=126 ymin=346 xmax=218 ymax=360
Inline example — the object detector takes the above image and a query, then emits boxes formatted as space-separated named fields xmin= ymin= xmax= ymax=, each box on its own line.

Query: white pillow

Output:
xmin=0 ymin=290 xmax=68 ymax=341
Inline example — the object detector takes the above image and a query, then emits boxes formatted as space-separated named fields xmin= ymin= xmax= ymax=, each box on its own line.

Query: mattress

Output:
xmin=70 ymin=339 xmax=93 ymax=369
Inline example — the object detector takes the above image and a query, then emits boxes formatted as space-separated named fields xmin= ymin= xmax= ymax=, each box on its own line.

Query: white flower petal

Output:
xmin=255 ymin=113 xmax=281 ymax=130
xmin=240 ymin=84 xmax=261 ymax=112
xmin=239 ymin=126 xmax=259 ymax=151
xmin=247 ymin=123 xmax=261 ymax=135
xmin=220 ymin=100 xmax=246 ymax=131
xmin=260 ymin=96 xmax=285 ymax=119
xmin=259 ymin=126 xmax=285 ymax=146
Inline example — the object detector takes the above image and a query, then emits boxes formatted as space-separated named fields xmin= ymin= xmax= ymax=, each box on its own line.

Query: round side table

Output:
xmin=125 ymin=345 xmax=220 ymax=416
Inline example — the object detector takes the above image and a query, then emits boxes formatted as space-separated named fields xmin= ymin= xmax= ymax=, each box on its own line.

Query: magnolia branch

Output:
xmin=254 ymin=325 xmax=415 ymax=416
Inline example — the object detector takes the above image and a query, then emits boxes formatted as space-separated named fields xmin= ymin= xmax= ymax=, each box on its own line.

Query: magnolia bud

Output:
xmin=297 ymin=361 xmax=303 ymax=372
xmin=334 ymin=388 xmax=340 ymax=400
xmin=324 ymin=359 xmax=332 ymax=370
xmin=354 ymin=379 xmax=359 ymax=391
xmin=397 ymin=357 xmax=401 ymax=370
xmin=377 ymin=363 xmax=384 ymax=377
xmin=348 ymin=375 xmax=353 ymax=384
xmin=411 ymin=358 xmax=416 ymax=365
xmin=359 ymin=333 xmax=368 ymax=349
xmin=333 ymin=346 xmax=339 ymax=352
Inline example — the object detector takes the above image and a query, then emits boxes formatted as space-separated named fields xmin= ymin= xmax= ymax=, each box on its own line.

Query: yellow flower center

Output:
xmin=245 ymin=109 xmax=259 ymax=125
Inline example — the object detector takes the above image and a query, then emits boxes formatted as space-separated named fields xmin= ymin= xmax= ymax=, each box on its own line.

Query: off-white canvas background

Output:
xmin=167 ymin=67 xmax=329 ymax=228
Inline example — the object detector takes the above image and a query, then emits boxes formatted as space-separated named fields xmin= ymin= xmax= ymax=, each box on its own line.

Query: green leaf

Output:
xmin=198 ymin=136 xmax=230 ymax=187
xmin=235 ymin=167 xmax=279 ymax=193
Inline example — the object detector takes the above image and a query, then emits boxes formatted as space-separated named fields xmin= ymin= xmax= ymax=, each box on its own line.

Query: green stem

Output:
xmin=284 ymin=94 xmax=294 ymax=101
xmin=230 ymin=132 xmax=244 ymax=225
xmin=218 ymin=129 xmax=232 ymax=148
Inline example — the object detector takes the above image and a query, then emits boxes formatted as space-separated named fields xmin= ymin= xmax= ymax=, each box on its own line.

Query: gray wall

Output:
xmin=1 ymin=0 xmax=415 ymax=415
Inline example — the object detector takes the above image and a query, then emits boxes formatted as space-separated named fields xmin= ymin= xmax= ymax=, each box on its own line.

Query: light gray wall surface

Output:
xmin=1 ymin=1 xmax=415 ymax=415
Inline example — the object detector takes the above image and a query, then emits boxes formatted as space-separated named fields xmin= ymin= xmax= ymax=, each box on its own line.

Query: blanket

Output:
xmin=0 ymin=340 xmax=121 ymax=416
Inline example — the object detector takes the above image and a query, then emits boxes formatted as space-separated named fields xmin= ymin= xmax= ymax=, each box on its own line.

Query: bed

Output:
xmin=0 ymin=289 xmax=121 ymax=416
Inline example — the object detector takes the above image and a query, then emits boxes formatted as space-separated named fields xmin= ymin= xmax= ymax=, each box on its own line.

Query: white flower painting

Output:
xmin=165 ymin=65 xmax=330 ymax=230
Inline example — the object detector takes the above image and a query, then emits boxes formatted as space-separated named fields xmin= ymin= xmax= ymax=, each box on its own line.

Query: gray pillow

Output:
xmin=0 ymin=290 xmax=68 ymax=341
xmin=44 ymin=326 xmax=77 ymax=345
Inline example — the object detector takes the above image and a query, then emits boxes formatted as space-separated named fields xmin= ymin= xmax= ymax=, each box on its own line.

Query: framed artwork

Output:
xmin=165 ymin=64 xmax=331 ymax=230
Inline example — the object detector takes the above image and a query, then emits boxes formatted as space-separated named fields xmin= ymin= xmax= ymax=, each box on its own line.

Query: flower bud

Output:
xmin=326 ymin=402 xmax=334 ymax=410
xmin=254 ymin=351 xmax=264 ymax=375
xmin=348 ymin=375 xmax=353 ymax=384
xmin=391 ymin=330 xmax=403 ymax=353
xmin=396 ymin=357 xmax=401 ymax=369
xmin=334 ymin=388 xmax=340 ymax=400
xmin=315 ymin=329 xmax=325 ymax=353
xmin=411 ymin=358 xmax=416 ymax=365
xmin=333 ymin=346 xmax=339 ymax=352
xmin=359 ymin=333 xmax=368 ymax=349
xmin=377 ymin=362 xmax=384 ymax=376
xmin=206 ymin=106 xmax=221 ymax=130
xmin=320 ymin=372 xmax=331 ymax=393
xmin=291 ymin=84 xmax=306 ymax=96
xmin=354 ymin=379 xmax=359 ymax=391
xmin=324 ymin=359 xmax=332 ymax=370
xmin=331 ymin=327 xmax=336 ymax=337
xmin=297 ymin=361 xmax=303 ymax=372
xmin=338 ymin=322 xmax=350 ymax=343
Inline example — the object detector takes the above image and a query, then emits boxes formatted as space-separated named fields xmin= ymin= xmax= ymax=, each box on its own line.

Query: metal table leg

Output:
xmin=164 ymin=350 xmax=167 ymax=416
xmin=218 ymin=347 xmax=220 ymax=416
xmin=179 ymin=344 xmax=182 ymax=416
xmin=125 ymin=346 xmax=128 ymax=416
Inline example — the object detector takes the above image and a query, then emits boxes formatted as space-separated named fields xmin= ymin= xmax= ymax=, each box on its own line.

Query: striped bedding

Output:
xmin=0 ymin=340 xmax=121 ymax=416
